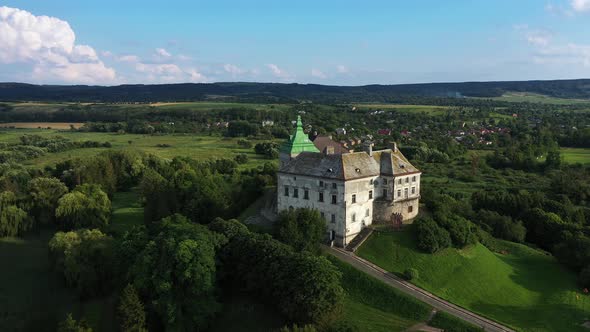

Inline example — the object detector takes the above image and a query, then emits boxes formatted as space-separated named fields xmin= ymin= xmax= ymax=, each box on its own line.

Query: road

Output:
xmin=326 ymin=246 xmax=515 ymax=332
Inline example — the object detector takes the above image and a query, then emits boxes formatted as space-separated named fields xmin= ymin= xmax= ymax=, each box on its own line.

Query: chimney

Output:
xmin=390 ymin=141 xmax=398 ymax=153
xmin=324 ymin=146 xmax=335 ymax=155
xmin=362 ymin=141 xmax=373 ymax=156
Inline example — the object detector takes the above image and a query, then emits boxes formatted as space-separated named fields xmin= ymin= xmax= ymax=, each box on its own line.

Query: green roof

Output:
xmin=280 ymin=115 xmax=320 ymax=154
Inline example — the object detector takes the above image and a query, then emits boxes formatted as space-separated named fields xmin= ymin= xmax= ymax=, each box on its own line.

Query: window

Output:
xmin=293 ymin=176 xmax=297 ymax=180
xmin=321 ymin=212 xmax=325 ymax=219
xmin=331 ymin=194 xmax=337 ymax=204
xmin=383 ymin=178 xmax=388 ymax=185
xmin=404 ymin=188 xmax=408 ymax=198
xmin=284 ymin=186 xmax=289 ymax=197
xmin=319 ymin=192 xmax=324 ymax=202
xmin=352 ymin=213 xmax=356 ymax=222
xmin=294 ymin=188 xmax=299 ymax=198
xmin=398 ymin=178 xmax=402 ymax=184
xmin=332 ymin=183 xmax=337 ymax=189
xmin=369 ymin=190 xmax=373 ymax=199
xmin=408 ymin=205 xmax=413 ymax=213
xmin=383 ymin=189 xmax=388 ymax=197
xmin=397 ymin=189 xmax=401 ymax=197
xmin=366 ymin=208 xmax=370 ymax=217
xmin=412 ymin=176 xmax=416 ymax=182
xmin=411 ymin=187 xmax=416 ymax=195
xmin=331 ymin=214 xmax=336 ymax=224
xmin=319 ymin=180 xmax=324 ymax=187
xmin=370 ymin=179 xmax=373 ymax=185
xmin=304 ymin=189 xmax=309 ymax=200
xmin=352 ymin=194 xmax=356 ymax=203
xmin=405 ymin=177 xmax=409 ymax=183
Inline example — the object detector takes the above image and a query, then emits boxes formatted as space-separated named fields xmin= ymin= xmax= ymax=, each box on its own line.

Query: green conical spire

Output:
xmin=280 ymin=115 xmax=320 ymax=155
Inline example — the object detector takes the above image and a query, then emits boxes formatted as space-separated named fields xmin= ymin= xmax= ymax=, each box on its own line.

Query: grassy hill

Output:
xmin=357 ymin=229 xmax=590 ymax=332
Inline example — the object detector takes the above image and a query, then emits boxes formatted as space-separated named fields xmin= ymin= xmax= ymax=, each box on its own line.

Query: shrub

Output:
xmin=404 ymin=268 xmax=419 ymax=281
xmin=237 ymin=138 xmax=253 ymax=148
xmin=414 ymin=218 xmax=452 ymax=253
xmin=234 ymin=153 xmax=249 ymax=164
xmin=430 ymin=311 xmax=484 ymax=332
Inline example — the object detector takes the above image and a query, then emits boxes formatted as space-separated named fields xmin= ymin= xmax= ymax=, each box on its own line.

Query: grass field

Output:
xmin=0 ymin=128 xmax=277 ymax=169
xmin=352 ymin=104 xmax=450 ymax=116
xmin=329 ymin=257 xmax=432 ymax=331
xmin=0 ymin=122 xmax=83 ymax=129
xmin=357 ymin=230 xmax=590 ymax=332
xmin=480 ymin=92 xmax=590 ymax=105
xmin=110 ymin=190 xmax=144 ymax=236
xmin=561 ymin=147 xmax=590 ymax=164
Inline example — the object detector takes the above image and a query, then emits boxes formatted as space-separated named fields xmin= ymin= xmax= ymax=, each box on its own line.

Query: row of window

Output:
xmin=285 ymin=187 xmax=338 ymax=204
xmin=319 ymin=209 xmax=371 ymax=224
xmin=395 ymin=187 xmax=417 ymax=198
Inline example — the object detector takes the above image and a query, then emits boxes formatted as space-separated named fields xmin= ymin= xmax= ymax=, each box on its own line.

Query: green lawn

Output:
xmin=352 ymin=104 xmax=449 ymax=116
xmin=0 ymin=129 xmax=277 ymax=169
xmin=561 ymin=147 xmax=590 ymax=164
xmin=110 ymin=190 xmax=144 ymax=236
xmin=478 ymin=92 xmax=590 ymax=105
xmin=357 ymin=230 xmax=590 ymax=332
xmin=329 ymin=256 xmax=431 ymax=332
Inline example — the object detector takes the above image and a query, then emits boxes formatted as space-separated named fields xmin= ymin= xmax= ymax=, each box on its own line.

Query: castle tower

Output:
xmin=279 ymin=115 xmax=319 ymax=167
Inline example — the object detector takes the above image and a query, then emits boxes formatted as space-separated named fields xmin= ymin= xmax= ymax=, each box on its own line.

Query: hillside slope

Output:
xmin=357 ymin=230 xmax=590 ymax=332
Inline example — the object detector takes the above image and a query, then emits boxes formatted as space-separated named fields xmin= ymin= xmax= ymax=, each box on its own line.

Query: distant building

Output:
xmin=262 ymin=120 xmax=274 ymax=127
xmin=335 ymin=127 xmax=347 ymax=136
xmin=277 ymin=116 xmax=421 ymax=247
xmin=377 ymin=129 xmax=392 ymax=136
xmin=313 ymin=135 xmax=350 ymax=154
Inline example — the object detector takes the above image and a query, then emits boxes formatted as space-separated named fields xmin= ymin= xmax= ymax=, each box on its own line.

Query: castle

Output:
xmin=277 ymin=116 xmax=421 ymax=247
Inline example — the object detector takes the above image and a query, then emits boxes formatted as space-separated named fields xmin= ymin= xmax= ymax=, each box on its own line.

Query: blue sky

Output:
xmin=1 ymin=0 xmax=590 ymax=85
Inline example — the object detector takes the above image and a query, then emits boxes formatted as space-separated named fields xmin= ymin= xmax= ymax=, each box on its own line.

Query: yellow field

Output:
xmin=0 ymin=122 xmax=84 ymax=129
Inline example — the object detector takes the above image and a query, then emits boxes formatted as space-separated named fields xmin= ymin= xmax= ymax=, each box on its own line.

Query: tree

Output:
xmin=57 ymin=313 xmax=92 ymax=332
xmin=118 ymin=284 xmax=147 ymax=332
xmin=48 ymin=229 xmax=115 ymax=297
xmin=414 ymin=218 xmax=452 ymax=253
xmin=404 ymin=268 xmax=419 ymax=281
xmin=128 ymin=214 xmax=223 ymax=331
xmin=56 ymin=184 xmax=111 ymax=229
xmin=28 ymin=177 xmax=68 ymax=225
xmin=0 ymin=191 xmax=30 ymax=236
xmin=275 ymin=208 xmax=327 ymax=253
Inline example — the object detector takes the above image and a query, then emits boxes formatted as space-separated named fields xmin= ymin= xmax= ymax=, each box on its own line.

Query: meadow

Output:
xmin=0 ymin=128 xmax=277 ymax=169
xmin=478 ymin=92 xmax=590 ymax=105
xmin=357 ymin=229 xmax=590 ymax=332
xmin=561 ymin=147 xmax=590 ymax=164
xmin=352 ymin=104 xmax=450 ymax=116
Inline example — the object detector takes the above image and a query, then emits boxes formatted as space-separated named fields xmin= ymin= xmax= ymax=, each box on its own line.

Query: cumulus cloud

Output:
xmin=224 ymin=63 xmax=244 ymax=76
xmin=135 ymin=62 xmax=206 ymax=83
xmin=266 ymin=63 xmax=293 ymax=81
xmin=155 ymin=48 xmax=171 ymax=57
xmin=571 ymin=0 xmax=590 ymax=12
xmin=0 ymin=6 xmax=116 ymax=84
xmin=336 ymin=65 xmax=349 ymax=74
xmin=118 ymin=55 xmax=141 ymax=63
xmin=311 ymin=68 xmax=327 ymax=79
xmin=517 ymin=24 xmax=590 ymax=67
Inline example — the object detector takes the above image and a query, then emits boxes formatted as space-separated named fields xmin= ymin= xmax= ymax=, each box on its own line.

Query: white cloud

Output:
xmin=134 ymin=62 xmax=207 ymax=83
xmin=266 ymin=63 xmax=293 ymax=80
xmin=517 ymin=24 xmax=590 ymax=67
xmin=337 ymin=65 xmax=349 ymax=74
xmin=571 ymin=0 xmax=590 ymax=12
xmin=155 ymin=48 xmax=171 ymax=57
xmin=311 ymin=68 xmax=327 ymax=79
xmin=0 ymin=6 xmax=116 ymax=84
xmin=224 ymin=63 xmax=244 ymax=76
xmin=515 ymin=25 xmax=552 ymax=47
xmin=118 ymin=55 xmax=141 ymax=63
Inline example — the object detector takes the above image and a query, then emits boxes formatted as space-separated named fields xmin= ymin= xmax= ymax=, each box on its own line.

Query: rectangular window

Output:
xmin=397 ymin=189 xmax=401 ymax=197
xmin=319 ymin=192 xmax=324 ymax=202
xmin=294 ymin=188 xmax=299 ymax=198
xmin=319 ymin=180 xmax=324 ymax=187
xmin=398 ymin=178 xmax=402 ymax=184
xmin=332 ymin=183 xmax=337 ymax=189
xmin=408 ymin=205 xmax=413 ymax=213
xmin=331 ymin=195 xmax=337 ymax=204
xmin=331 ymin=214 xmax=336 ymax=224
xmin=352 ymin=213 xmax=356 ymax=222
xmin=383 ymin=189 xmax=388 ymax=197
xmin=321 ymin=212 xmax=325 ymax=219
xmin=405 ymin=177 xmax=409 ymax=183
xmin=366 ymin=208 xmax=370 ymax=217
xmin=284 ymin=186 xmax=289 ymax=197
xmin=370 ymin=179 xmax=373 ymax=185
xmin=352 ymin=194 xmax=356 ymax=204
xmin=412 ymin=176 xmax=416 ymax=182
xmin=369 ymin=190 xmax=373 ymax=199
xmin=304 ymin=189 xmax=309 ymax=200
xmin=383 ymin=178 xmax=388 ymax=185
xmin=411 ymin=187 xmax=416 ymax=195
xmin=404 ymin=188 xmax=408 ymax=197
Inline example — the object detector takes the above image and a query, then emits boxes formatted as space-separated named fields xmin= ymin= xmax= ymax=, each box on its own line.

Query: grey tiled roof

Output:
xmin=279 ymin=148 xmax=419 ymax=180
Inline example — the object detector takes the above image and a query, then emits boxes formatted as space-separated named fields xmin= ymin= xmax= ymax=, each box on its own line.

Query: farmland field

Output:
xmin=561 ymin=147 xmax=590 ymax=164
xmin=0 ymin=122 xmax=83 ymax=129
xmin=357 ymin=229 xmax=590 ymax=332
xmin=352 ymin=104 xmax=449 ymax=116
xmin=480 ymin=92 xmax=590 ymax=105
xmin=0 ymin=128 xmax=277 ymax=169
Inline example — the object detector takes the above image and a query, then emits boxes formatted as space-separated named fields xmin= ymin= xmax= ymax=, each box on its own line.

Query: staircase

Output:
xmin=345 ymin=227 xmax=374 ymax=252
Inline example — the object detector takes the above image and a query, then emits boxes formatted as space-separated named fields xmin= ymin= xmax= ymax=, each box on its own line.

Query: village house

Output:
xmin=277 ymin=116 xmax=421 ymax=247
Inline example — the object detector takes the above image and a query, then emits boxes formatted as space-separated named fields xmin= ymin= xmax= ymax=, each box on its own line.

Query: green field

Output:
xmin=357 ymin=230 xmax=590 ymax=332
xmin=352 ymin=104 xmax=450 ymax=116
xmin=0 ymin=128 xmax=277 ymax=169
xmin=561 ymin=147 xmax=590 ymax=164
xmin=480 ymin=92 xmax=590 ymax=105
